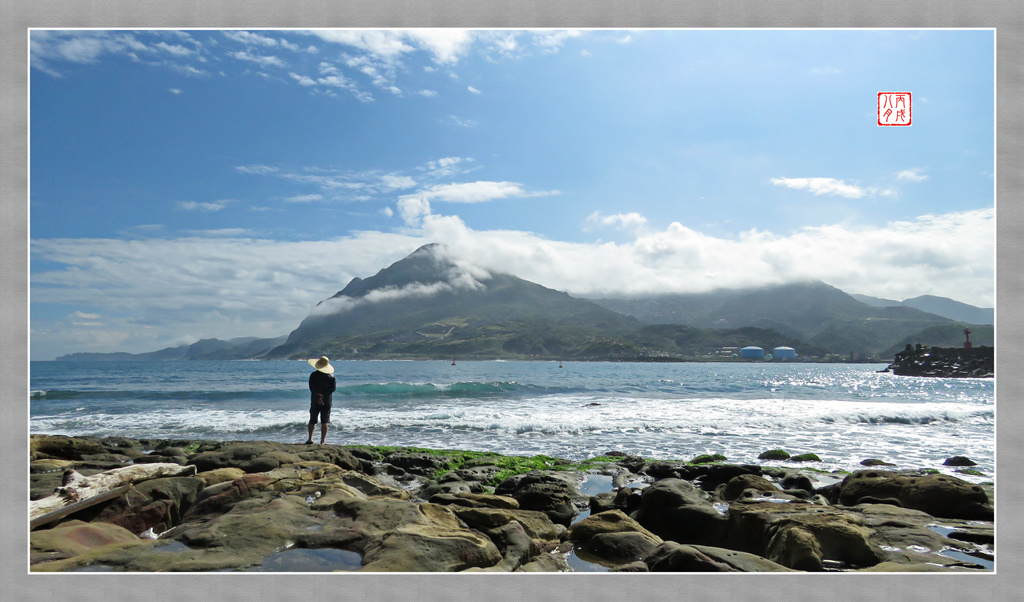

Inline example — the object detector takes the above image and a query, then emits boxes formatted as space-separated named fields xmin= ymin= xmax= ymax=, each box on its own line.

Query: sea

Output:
xmin=29 ymin=360 xmax=995 ymax=483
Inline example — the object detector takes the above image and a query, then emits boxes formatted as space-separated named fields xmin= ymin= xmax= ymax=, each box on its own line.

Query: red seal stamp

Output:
xmin=878 ymin=92 xmax=911 ymax=126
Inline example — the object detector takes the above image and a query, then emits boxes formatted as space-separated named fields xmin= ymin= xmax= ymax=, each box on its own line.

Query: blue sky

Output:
xmin=29 ymin=29 xmax=995 ymax=359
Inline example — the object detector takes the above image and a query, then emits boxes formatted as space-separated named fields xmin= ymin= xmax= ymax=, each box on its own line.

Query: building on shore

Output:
xmin=773 ymin=346 xmax=797 ymax=360
xmin=740 ymin=346 xmax=765 ymax=359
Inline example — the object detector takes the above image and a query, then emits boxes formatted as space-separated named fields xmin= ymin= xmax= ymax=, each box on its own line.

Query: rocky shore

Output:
xmin=29 ymin=435 xmax=994 ymax=573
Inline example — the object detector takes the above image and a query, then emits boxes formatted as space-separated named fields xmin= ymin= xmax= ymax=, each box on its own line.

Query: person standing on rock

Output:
xmin=306 ymin=356 xmax=336 ymax=445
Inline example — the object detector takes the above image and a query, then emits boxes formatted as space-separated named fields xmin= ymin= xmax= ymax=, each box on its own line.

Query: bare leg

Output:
xmin=305 ymin=423 xmax=315 ymax=444
xmin=320 ymin=423 xmax=328 ymax=445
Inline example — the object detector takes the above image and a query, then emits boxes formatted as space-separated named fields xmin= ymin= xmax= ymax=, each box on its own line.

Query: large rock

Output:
xmin=89 ymin=476 xmax=204 ymax=535
xmin=462 ymin=521 xmax=539 ymax=572
xmin=31 ymin=520 xmax=148 ymax=567
xmin=849 ymin=503 xmax=993 ymax=571
xmin=516 ymin=552 xmax=573 ymax=572
xmin=725 ymin=501 xmax=884 ymax=571
xmin=189 ymin=443 xmax=280 ymax=472
xmin=568 ymin=509 xmax=659 ymax=544
xmin=195 ymin=467 xmax=246 ymax=488
xmin=719 ymin=474 xmax=780 ymax=501
xmin=569 ymin=510 xmax=663 ymax=566
xmin=153 ymin=494 xmax=331 ymax=571
xmin=493 ymin=470 xmax=587 ymax=526
xmin=643 ymin=463 xmax=762 ymax=491
xmin=184 ymin=474 xmax=273 ymax=520
xmin=645 ymin=542 xmax=796 ymax=572
xmin=30 ymin=435 xmax=110 ymax=460
xmin=632 ymin=478 xmax=728 ymax=545
xmin=429 ymin=492 xmax=520 ymax=510
xmin=383 ymin=452 xmax=456 ymax=477
xmin=834 ymin=470 xmax=992 ymax=520
xmin=186 ymin=441 xmax=368 ymax=474
xmin=331 ymin=498 xmax=502 ymax=571
xmin=295 ymin=446 xmax=369 ymax=472
xmin=452 ymin=506 xmax=565 ymax=542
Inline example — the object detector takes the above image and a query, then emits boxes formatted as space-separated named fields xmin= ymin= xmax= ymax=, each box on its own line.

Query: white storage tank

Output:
xmin=740 ymin=346 xmax=765 ymax=359
xmin=773 ymin=346 xmax=797 ymax=360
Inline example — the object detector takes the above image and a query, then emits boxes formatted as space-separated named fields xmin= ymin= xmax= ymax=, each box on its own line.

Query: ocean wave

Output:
xmin=336 ymin=380 xmax=555 ymax=399
xmin=30 ymin=388 xmax=302 ymax=403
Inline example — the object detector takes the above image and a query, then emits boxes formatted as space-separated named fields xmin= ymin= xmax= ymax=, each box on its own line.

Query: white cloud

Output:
xmin=397 ymin=197 xmax=432 ymax=225
xmin=533 ymin=30 xmax=582 ymax=53
xmin=308 ymin=29 xmax=477 ymax=66
xmin=312 ymin=264 xmax=486 ymax=318
xmin=415 ymin=207 xmax=995 ymax=306
xmin=223 ymin=31 xmax=280 ymax=47
xmin=467 ymin=86 xmax=481 ymax=94
xmin=392 ymin=180 xmax=562 ymax=226
xmin=445 ymin=115 xmax=478 ymax=127
xmin=584 ymin=211 xmax=648 ymax=232
xmin=31 ymin=30 xmax=207 ymax=76
xmin=229 ymin=51 xmax=287 ymax=69
xmin=238 ymin=161 xmax=465 ymax=201
xmin=419 ymin=89 xmax=438 ymax=97
xmin=153 ymin=42 xmax=196 ymax=57
xmin=70 ymin=311 xmax=101 ymax=320
xmin=896 ymin=168 xmax=929 ymax=182
xmin=186 ymin=228 xmax=255 ymax=237
xmin=770 ymin=177 xmax=868 ymax=199
xmin=308 ymin=30 xmax=415 ymax=62
xmin=422 ymin=157 xmax=476 ymax=178
xmin=399 ymin=181 xmax=560 ymax=209
xmin=490 ymin=33 xmax=519 ymax=58
xmin=284 ymin=194 xmax=324 ymax=203
xmin=405 ymin=29 xmax=477 ymax=65
xmin=236 ymin=164 xmax=279 ymax=174
xmin=379 ymin=175 xmax=418 ymax=190
xmin=178 ymin=200 xmax=230 ymax=212
xmin=169 ymin=88 xmax=182 ymax=94
xmin=30 ymin=206 xmax=993 ymax=358
xmin=289 ymin=72 xmax=317 ymax=86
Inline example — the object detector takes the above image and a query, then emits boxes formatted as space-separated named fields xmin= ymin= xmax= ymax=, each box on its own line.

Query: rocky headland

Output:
xmin=29 ymin=435 xmax=994 ymax=573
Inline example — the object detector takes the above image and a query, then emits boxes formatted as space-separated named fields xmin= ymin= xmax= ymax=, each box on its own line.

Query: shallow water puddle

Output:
xmin=152 ymin=540 xmax=191 ymax=553
xmin=69 ymin=564 xmax=116 ymax=572
xmin=566 ymin=549 xmax=612 ymax=572
xmin=566 ymin=472 xmax=620 ymax=572
xmin=925 ymin=525 xmax=994 ymax=571
xmin=250 ymin=547 xmax=363 ymax=572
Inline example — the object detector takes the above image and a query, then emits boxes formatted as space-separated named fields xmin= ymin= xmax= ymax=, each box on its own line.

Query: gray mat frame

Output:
xmin=6 ymin=2 xmax=1020 ymax=600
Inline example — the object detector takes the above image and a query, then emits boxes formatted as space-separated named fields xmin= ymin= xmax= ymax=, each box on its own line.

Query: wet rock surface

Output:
xmin=29 ymin=435 xmax=994 ymax=572
xmin=883 ymin=345 xmax=993 ymax=378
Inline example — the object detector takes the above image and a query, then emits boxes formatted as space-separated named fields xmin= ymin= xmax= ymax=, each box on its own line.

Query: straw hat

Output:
xmin=308 ymin=356 xmax=335 ymax=374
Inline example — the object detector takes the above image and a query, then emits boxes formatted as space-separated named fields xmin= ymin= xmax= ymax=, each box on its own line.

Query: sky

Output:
xmin=29 ymin=29 xmax=995 ymax=360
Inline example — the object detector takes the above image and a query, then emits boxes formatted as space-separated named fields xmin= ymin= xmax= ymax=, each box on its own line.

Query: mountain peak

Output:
xmin=331 ymin=243 xmax=464 ymax=300
xmin=411 ymin=242 xmax=447 ymax=256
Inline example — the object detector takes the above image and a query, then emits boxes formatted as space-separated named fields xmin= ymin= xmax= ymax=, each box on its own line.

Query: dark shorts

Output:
xmin=309 ymin=403 xmax=331 ymax=425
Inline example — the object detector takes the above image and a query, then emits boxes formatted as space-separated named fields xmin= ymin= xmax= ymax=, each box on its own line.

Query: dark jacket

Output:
xmin=309 ymin=370 xmax=337 ymax=405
